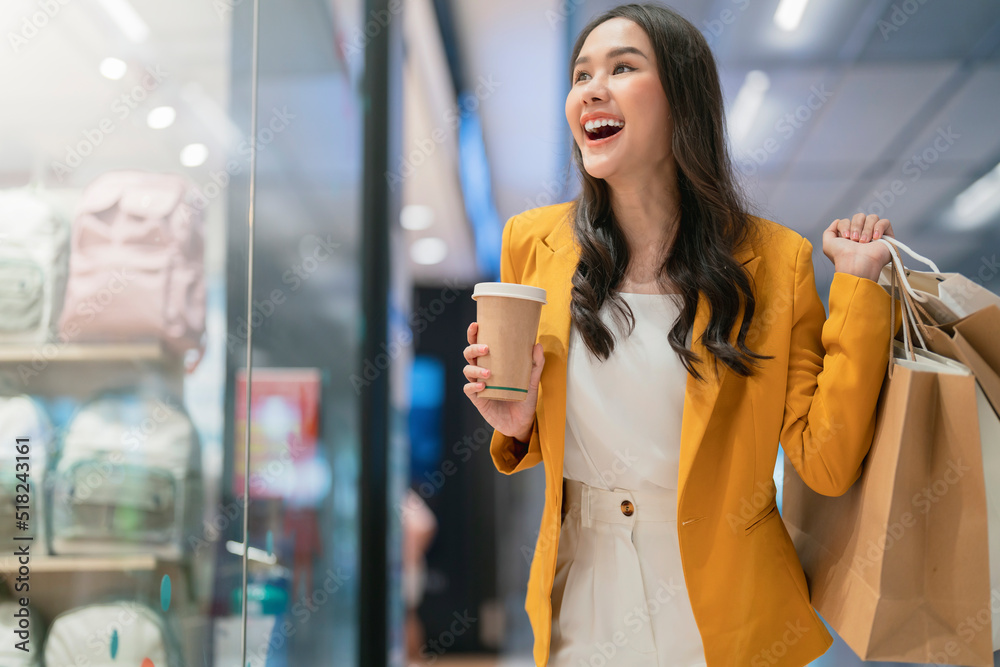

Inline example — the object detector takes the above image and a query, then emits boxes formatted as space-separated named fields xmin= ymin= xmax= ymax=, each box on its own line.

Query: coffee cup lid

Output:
xmin=472 ymin=282 xmax=547 ymax=304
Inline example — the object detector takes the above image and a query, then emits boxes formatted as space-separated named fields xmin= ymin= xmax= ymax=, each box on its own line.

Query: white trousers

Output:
xmin=549 ymin=479 xmax=708 ymax=667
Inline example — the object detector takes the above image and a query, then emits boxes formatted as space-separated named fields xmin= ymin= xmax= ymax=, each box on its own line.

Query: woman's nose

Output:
xmin=581 ymin=77 xmax=608 ymax=103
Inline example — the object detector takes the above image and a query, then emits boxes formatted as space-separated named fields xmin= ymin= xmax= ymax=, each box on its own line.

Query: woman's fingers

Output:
xmin=836 ymin=217 xmax=851 ymax=239
xmin=858 ymin=214 xmax=873 ymax=242
xmin=463 ymin=363 xmax=490 ymax=381
xmin=463 ymin=380 xmax=485 ymax=396
xmin=463 ymin=342 xmax=488 ymax=364
xmin=823 ymin=218 xmax=840 ymax=243
xmin=847 ymin=212 xmax=865 ymax=240
xmin=463 ymin=322 xmax=490 ymax=390
xmin=873 ymin=218 xmax=894 ymax=240
xmin=465 ymin=322 xmax=491 ymax=364
xmin=833 ymin=214 xmax=896 ymax=242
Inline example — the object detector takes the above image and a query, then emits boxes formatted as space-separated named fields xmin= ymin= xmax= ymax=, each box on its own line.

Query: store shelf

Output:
xmin=0 ymin=341 xmax=172 ymax=363
xmin=0 ymin=551 xmax=202 ymax=626
xmin=0 ymin=553 xmax=164 ymax=574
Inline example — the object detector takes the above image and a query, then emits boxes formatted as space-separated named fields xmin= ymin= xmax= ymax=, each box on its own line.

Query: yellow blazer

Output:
xmin=488 ymin=201 xmax=897 ymax=666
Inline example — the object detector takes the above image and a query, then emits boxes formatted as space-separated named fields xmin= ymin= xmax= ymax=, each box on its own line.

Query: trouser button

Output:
xmin=620 ymin=499 xmax=634 ymax=517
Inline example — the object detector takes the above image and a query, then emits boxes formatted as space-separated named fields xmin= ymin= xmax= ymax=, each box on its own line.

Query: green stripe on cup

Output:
xmin=487 ymin=386 xmax=528 ymax=393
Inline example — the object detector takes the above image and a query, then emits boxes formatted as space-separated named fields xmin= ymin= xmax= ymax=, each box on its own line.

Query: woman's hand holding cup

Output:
xmin=463 ymin=320 xmax=544 ymax=442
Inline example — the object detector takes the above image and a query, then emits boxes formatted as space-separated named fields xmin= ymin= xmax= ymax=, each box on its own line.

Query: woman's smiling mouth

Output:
xmin=584 ymin=118 xmax=625 ymax=145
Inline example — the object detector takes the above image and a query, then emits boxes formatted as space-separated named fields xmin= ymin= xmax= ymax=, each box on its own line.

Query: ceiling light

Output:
xmin=147 ymin=106 xmax=176 ymax=129
xmin=948 ymin=162 xmax=1000 ymax=230
xmin=400 ymin=204 xmax=434 ymax=230
xmin=95 ymin=0 xmax=150 ymax=42
xmin=180 ymin=143 xmax=208 ymax=167
xmin=728 ymin=70 xmax=770 ymax=144
xmin=774 ymin=0 xmax=810 ymax=32
xmin=410 ymin=237 xmax=448 ymax=265
xmin=99 ymin=57 xmax=127 ymax=80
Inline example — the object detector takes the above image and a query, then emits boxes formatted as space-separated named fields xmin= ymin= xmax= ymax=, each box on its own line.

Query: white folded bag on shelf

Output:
xmin=43 ymin=601 xmax=180 ymax=667
xmin=0 ymin=395 xmax=53 ymax=554
xmin=48 ymin=389 xmax=203 ymax=560
xmin=0 ymin=188 xmax=70 ymax=345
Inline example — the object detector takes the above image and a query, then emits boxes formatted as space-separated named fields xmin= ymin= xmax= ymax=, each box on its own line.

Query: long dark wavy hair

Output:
xmin=568 ymin=2 xmax=772 ymax=382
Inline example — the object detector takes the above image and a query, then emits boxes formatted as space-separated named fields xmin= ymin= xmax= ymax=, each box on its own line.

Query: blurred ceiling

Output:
xmin=0 ymin=0 xmax=477 ymax=286
xmin=3 ymin=0 xmax=999 ymax=294
xmin=0 ymin=0 xmax=229 ymax=184
xmin=0 ymin=0 xmax=230 ymax=271
xmin=447 ymin=0 xmax=1000 ymax=294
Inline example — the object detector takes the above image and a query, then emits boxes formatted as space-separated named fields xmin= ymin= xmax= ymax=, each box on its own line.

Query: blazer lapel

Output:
xmin=529 ymin=228 xmax=577 ymax=486
xmin=530 ymin=215 xmax=761 ymax=501
xmin=677 ymin=251 xmax=761 ymax=499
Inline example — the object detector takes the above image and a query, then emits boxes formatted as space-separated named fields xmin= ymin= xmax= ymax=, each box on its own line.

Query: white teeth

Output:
xmin=584 ymin=118 xmax=625 ymax=132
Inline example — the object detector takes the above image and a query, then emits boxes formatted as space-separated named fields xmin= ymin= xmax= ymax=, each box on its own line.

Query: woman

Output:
xmin=462 ymin=3 xmax=898 ymax=666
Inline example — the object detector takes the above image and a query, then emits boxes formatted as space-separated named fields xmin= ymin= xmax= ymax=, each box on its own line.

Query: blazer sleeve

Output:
xmin=488 ymin=214 xmax=543 ymax=475
xmin=780 ymin=236 xmax=902 ymax=497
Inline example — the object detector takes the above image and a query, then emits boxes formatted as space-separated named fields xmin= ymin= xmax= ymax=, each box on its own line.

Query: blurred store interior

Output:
xmin=0 ymin=0 xmax=999 ymax=665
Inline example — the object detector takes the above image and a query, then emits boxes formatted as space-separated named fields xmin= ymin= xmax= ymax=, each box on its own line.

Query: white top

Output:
xmin=550 ymin=292 xmax=707 ymax=666
xmin=564 ymin=292 xmax=690 ymax=492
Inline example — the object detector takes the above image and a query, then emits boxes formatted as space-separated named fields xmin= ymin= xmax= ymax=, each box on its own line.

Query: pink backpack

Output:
xmin=59 ymin=171 xmax=205 ymax=366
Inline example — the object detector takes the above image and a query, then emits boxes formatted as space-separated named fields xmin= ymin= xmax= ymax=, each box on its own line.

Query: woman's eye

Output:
xmin=574 ymin=63 xmax=633 ymax=82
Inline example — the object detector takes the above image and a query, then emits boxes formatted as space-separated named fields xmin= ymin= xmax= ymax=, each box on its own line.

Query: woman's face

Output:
xmin=565 ymin=17 xmax=673 ymax=184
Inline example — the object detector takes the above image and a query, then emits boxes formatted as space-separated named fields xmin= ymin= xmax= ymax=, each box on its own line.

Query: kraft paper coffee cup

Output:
xmin=472 ymin=282 xmax=547 ymax=401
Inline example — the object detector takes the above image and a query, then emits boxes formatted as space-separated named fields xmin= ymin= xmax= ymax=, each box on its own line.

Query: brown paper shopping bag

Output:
xmin=920 ymin=308 xmax=1000 ymax=652
xmin=876 ymin=236 xmax=1000 ymax=322
xmin=917 ymin=305 xmax=1000 ymax=418
xmin=875 ymin=236 xmax=1000 ymax=416
xmin=973 ymin=379 xmax=1000 ymax=651
xmin=876 ymin=237 xmax=1000 ymax=651
xmin=782 ymin=245 xmax=994 ymax=666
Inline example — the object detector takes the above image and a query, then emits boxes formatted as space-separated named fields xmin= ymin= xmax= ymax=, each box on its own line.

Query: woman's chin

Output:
xmin=582 ymin=160 xmax=617 ymax=181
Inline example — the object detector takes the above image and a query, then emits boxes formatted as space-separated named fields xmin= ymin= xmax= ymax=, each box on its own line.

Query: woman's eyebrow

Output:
xmin=574 ymin=46 xmax=648 ymax=67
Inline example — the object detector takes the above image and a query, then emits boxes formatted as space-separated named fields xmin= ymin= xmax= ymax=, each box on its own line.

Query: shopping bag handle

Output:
xmin=881 ymin=239 xmax=927 ymax=351
xmin=875 ymin=237 xmax=939 ymax=309
xmin=887 ymin=259 xmax=918 ymax=376
xmin=881 ymin=239 xmax=940 ymax=377
xmin=876 ymin=236 xmax=940 ymax=322
xmin=888 ymin=263 xmax=916 ymax=374
xmin=877 ymin=235 xmax=941 ymax=273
